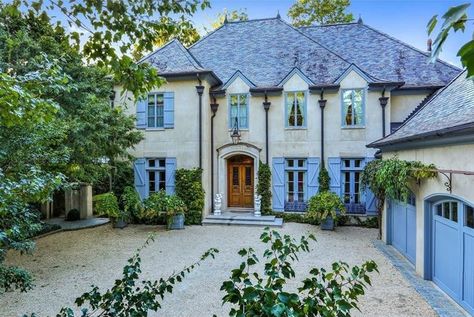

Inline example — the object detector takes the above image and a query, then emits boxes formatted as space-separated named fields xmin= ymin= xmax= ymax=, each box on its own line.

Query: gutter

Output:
xmin=196 ymin=76 xmax=204 ymax=169
xmin=209 ymin=98 xmax=219 ymax=214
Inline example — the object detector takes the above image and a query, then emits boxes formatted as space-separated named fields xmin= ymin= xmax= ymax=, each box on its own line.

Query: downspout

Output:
xmin=379 ymin=88 xmax=389 ymax=137
xmin=196 ymin=78 xmax=204 ymax=169
xmin=318 ymin=90 xmax=327 ymax=166
xmin=210 ymin=97 xmax=219 ymax=214
xmin=263 ymin=91 xmax=271 ymax=164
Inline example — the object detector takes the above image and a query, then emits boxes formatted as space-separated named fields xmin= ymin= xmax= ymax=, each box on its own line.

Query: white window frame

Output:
xmin=228 ymin=93 xmax=249 ymax=130
xmin=147 ymin=93 xmax=164 ymax=128
xmin=341 ymin=88 xmax=365 ymax=128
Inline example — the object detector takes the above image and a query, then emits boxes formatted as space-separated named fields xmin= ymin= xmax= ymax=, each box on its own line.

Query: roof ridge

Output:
xmin=299 ymin=21 xmax=358 ymax=28
xmin=385 ymin=69 xmax=467 ymax=135
xmin=137 ymin=38 xmax=179 ymax=64
xmin=188 ymin=22 xmax=227 ymax=50
xmin=225 ymin=16 xmax=280 ymax=24
xmin=173 ymin=39 xmax=204 ymax=69
xmin=360 ymin=23 xmax=461 ymax=72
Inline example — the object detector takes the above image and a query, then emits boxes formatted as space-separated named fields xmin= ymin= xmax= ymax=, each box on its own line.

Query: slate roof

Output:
xmin=369 ymin=70 xmax=474 ymax=147
xmin=189 ymin=18 xmax=351 ymax=87
xmin=140 ymin=17 xmax=460 ymax=89
xmin=140 ymin=39 xmax=205 ymax=73
xmin=300 ymin=22 xmax=460 ymax=88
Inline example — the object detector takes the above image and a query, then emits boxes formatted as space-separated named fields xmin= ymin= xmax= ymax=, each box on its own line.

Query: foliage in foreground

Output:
xmin=23 ymin=236 xmax=218 ymax=317
xmin=428 ymin=3 xmax=473 ymax=79
xmin=220 ymin=228 xmax=378 ymax=316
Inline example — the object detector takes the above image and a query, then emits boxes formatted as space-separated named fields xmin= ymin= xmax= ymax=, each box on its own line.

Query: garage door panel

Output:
xmin=463 ymin=232 xmax=474 ymax=311
xmin=433 ymin=219 xmax=461 ymax=297
xmin=406 ymin=206 xmax=416 ymax=263
xmin=392 ymin=203 xmax=407 ymax=253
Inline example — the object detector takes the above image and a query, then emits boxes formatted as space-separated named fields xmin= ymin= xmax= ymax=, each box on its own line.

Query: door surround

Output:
xmin=216 ymin=143 xmax=261 ymax=211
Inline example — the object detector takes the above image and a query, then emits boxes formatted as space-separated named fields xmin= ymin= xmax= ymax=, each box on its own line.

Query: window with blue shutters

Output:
xmin=147 ymin=93 xmax=164 ymax=128
xmin=146 ymin=158 xmax=166 ymax=193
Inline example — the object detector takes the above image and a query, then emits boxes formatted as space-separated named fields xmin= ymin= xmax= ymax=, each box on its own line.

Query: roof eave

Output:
xmin=160 ymin=70 xmax=222 ymax=86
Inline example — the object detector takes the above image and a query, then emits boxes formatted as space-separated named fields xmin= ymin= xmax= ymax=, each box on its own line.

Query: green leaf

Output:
xmin=427 ymin=15 xmax=438 ymax=35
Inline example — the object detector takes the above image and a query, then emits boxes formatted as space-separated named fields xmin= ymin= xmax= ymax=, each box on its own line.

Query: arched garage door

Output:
xmin=389 ymin=195 xmax=416 ymax=265
xmin=432 ymin=200 xmax=474 ymax=315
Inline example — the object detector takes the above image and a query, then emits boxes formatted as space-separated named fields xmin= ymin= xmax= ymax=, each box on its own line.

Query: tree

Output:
xmin=153 ymin=19 xmax=201 ymax=48
xmin=288 ymin=0 xmax=354 ymax=27
xmin=428 ymin=3 xmax=474 ymax=79
xmin=205 ymin=8 xmax=249 ymax=32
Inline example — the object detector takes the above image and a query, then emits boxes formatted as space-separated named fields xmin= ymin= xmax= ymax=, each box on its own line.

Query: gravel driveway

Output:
xmin=1 ymin=223 xmax=435 ymax=316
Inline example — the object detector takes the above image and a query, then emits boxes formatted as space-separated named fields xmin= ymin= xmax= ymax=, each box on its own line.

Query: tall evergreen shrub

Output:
xmin=175 ymin=168 xmax=204 ymax=224
xmin=257 ymin=162 xmax=272 ymax=214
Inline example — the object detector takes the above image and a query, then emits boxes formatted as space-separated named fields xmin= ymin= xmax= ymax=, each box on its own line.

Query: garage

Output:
xmin=432 ymin=199 xmax=474 ymax=315
xmin=389 ymin=195 xmax=417 ymax=265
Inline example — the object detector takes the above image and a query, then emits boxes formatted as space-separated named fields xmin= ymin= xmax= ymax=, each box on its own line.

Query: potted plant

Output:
xmin=93 ymin=192 xmax=128 ymax=229
xmin=307 ymin=191 xmax=346 ymax=230
xmin=143 ymin=191 xmax=187 ymax=230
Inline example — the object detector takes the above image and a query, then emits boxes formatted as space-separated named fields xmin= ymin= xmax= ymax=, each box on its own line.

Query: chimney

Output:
xmin=427 ymin=38 xmax=432 ymax=52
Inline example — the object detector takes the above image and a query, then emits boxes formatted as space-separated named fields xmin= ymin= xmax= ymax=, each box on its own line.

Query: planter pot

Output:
xmin=113 ymin=219 xmax=128 ymax=229
xmin=320 ymin=217 xmax=334 ymax=231
xmin=167 ymin=213 xmax=185 ymax=230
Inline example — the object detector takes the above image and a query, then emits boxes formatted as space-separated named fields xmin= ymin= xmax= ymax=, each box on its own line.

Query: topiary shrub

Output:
xmin=318 ymin=164 xmax=330 ymax=193
xmin=93 ymin=192 xmax=122 ymax=220
xmin=256 ymin=161 xmax=272 ymax=215
xmin=66 ymin=208 xmax=80 ymax=221
xmin=121 ymin=186 xmax=143 ymax=222
xmin=175 ymin=168 xmax=204 ymax=225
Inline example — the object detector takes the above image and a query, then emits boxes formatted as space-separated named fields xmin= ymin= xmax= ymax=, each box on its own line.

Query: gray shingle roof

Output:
xmin=140 ymin=39 xmax=204 ymax=73
xmin=300 ymin=22 xmax=460 ymax=87
xmin=370 ymin=70 xmax=474 ymax=147
xmin=189 ymin=18 xmax=351 ymax=87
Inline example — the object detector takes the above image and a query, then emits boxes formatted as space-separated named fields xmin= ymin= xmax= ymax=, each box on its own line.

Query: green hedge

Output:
xmin=175 ymin=168 xmax=204 ymax=225
xmin=93 ymin=192 xmax=121 ymax=219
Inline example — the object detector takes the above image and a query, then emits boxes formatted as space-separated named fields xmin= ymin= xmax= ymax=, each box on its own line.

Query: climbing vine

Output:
xmin=257 ymin=162 xmax=272 ymax=215
xmin=361 ymin=157 xmax=438 ymax=237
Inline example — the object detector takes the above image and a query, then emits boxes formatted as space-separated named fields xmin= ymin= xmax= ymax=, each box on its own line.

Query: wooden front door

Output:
xmin=227 ymin=156 xmax=254 ymax=208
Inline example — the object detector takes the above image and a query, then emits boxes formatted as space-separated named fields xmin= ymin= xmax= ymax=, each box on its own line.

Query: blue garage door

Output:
xmin=433 ymin=200 xmax=474 ymax=315
xmin=390 ymin=196 xmax=416 ymax=265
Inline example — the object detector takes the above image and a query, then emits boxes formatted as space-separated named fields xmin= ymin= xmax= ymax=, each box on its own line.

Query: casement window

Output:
xmin=341 ymin=158 xmax=364 ymax=212
xmin=147 ymin=158 xmax=166 ymax=194
xmin=435 ymin=201 xmax=459 ymax=223
xmin=147 ymin=93 xmax=164 ymax=128
xmin=342 ymin=89 xmax=364 ymax=127
xmin=466 ymin=205 xmax=474 ymax=229
xmin=285 ymin=159 xmax=307 ymax=210
xmin=286 ymin=91 xmax=306 ymax=127
xmin=229 ymin=94 xmax=249 ymax=129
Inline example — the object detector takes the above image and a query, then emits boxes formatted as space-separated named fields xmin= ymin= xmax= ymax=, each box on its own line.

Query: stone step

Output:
xmin=205 ymin=214 xmax=276 ymax=222
xmin=202 ymin=217 xmax=283 ymax=227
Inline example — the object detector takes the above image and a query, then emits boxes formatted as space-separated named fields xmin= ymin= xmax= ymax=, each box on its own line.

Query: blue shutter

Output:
xmin=165 ymin=157 xmax=176 ymax=194
xmin=136 ymin=97 xmax=147 ymax=129
xmin=307 ymin=157 xmax=320 ymax=199
xmin=364 ymin=157 xmax=378 ymax=215
xmin=328 ymin=157 xmax=341 ymax=196
xmin=163 ymin=92 xmax=174 ymax=128
xmin=272 ymin=157 xmax=285 ymax=212
xmin=134 ymin=158 xmax=147 ymax=200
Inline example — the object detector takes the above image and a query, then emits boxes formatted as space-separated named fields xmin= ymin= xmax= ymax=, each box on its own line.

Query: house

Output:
xmin=368 ymin=70 xmax=474 ymax=315
xmin=114 ymin=16 xmax=460 ymax=218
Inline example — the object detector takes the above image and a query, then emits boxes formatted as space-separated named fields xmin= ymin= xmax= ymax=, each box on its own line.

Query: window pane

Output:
xmin=298 ymin=160 xmax=305 ymax=168
xmin=442 ymin=202 xmax=450 ymax=219
xmin=156 ymin=94 xmax=164 ymax=105
xmin=297 ymin=171 xmax=304 ymax=201
xmin=466 ymin=205 xmax=474 ymax=228
xmin=451 ymin=202 xmax=458 ymax=222
xmin=232 ymin=167 xmax=239 ymax=186
xmin=355 ymin=160 xmax=362 ymax=168
xmin=239 ymin=94 xmax=247 ymax=106
xmin=287 ymin=160 xmax=294 ymax=168
xmin=159 ymin=171 xmax=166 ymax=190
xmin=156 ymin=104 xmax=164 ymax=128
xmin=354 ymin=172 xmax=360 ymax=203
xmin=148 ymin=117 xmax=155 ymax=127
xmin=287 ymin=93 xmax=295 ymax=126
xmin=436 ymin=204 xmax=442 ymax=217
xmin=344 ymin=160 xmax=350 ymax=168
xmin=149 ymin=171 xmax=156 ymax=193
xmin=148 ymin=94 xmax=155 ymax=106
xmin=343 ymin=90 xmax=353 ymax=126
xmin=149 ymin=159 xmax=155 ymax=167
xmin=148 ymin=105 xmax=155 ymax=116
xmin=353 ymin=89 xmax=363 ymax=125
xmin=296 ymin=92 xmax=305 ymax=126
xmin=159 ymin=159 xmax=165 ymax=167
xmin=245 ymin=166 xmax=251 ymax=186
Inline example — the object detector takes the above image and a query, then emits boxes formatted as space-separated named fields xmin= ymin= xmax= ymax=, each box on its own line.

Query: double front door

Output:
xmin=228 ymin=157 xmax=254 ymax=208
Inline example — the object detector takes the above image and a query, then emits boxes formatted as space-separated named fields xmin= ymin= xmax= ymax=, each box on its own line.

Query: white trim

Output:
xmin=334 ymin=64 xmax=373 ymax=84
xmin=278 ymin=67 xmax=314 ymax=87
xmin=222 ymin=71 xmax=256 ymax=90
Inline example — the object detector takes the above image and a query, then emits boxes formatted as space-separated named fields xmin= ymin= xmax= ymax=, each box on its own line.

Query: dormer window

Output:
xmin=342 ymin=89 xmax=365 ymax=127
xmin=229 ymin=94 xmax=249 ymax=129
xmin=286 ymin=91 xmax=306 ymax=128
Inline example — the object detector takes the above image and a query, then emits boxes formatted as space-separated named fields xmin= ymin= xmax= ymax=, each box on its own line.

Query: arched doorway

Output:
xmin=227 ymin=154 xmax=254 ymax=208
